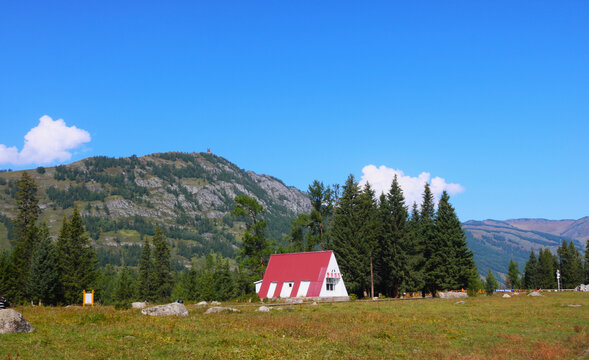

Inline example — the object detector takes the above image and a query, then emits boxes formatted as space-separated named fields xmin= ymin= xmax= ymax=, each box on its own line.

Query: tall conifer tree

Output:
xmin=420 ymin=183 xmax=438 ymax=296
xmin=331 ymin=175 xmax=363 ymax=296
xmin=377 ymin=175 xmax=409 ymax=297
xmin=152 ymin=226 xmax=173 ymax=301
xmin=537 ymin=248 xmax=557 ymax=289
xmin=6 ymin=172 xmax=40 ymax=302
xmin=27 ymin=223 xmax=61 ymax=305
xmin=523 ymin=251 xmax=539 ymax=289
xmin=505 ymin=259 xmax=521 ymax=289
xmin=57 ymin=207 xmax=99 ymax=304
xmin=137 ymin=236 xmax=154 ymax=301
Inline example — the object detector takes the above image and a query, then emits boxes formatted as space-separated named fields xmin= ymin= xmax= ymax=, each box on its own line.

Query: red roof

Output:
xmin=257 ymin=251 xmax=333 ymax=298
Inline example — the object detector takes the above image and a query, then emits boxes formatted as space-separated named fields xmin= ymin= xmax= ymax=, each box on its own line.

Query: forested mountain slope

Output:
xmin=463 ymin=218 xmax=587 ymax=282
xmin=0 ymin=152 xmax=311 ymax=269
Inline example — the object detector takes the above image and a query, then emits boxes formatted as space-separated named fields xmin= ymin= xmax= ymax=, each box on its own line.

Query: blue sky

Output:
xmin=1 ymin=1 xmax=587 ymax=221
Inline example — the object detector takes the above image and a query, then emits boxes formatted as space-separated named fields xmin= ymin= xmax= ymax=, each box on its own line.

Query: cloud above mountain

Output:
xmin=0 ymin=115 xmax=91 ymax=166
xmin=358 ymin=165 xmax=464 ymax=208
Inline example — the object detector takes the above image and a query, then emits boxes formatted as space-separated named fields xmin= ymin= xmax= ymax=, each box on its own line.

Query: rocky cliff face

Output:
xmin=0 ymin=152 xmax=311 ymax=265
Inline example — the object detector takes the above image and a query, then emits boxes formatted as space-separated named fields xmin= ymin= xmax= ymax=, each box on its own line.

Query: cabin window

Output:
xmin=326 ymin=278 xmax=336 ymax=291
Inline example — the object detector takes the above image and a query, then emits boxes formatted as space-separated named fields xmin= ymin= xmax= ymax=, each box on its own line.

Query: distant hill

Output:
xmin=463 ymin=218 xmax=588 ymax=283
xmin=0 ymin=152 xmax=311 ymax=268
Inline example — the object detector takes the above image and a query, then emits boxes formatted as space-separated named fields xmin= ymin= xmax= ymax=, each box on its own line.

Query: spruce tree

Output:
xmin=485 ymin=270 xmax=498 ymax=295
xmin=557 ymin=240 xmax=584 ymax=288
xmin=57 ymin=207 xmax=99 ymax=304
xmin=331 ymin=175 xmax=363 ymax=296
xmin=523 ymin=250 xmax=538 ymax=289
xmin=537 ymin=248 xmax=557 ymax=289
xmin=356 ymin=183 xmax=379 ymax=297
xmin=420 ymin=183 xmax=439 ymax=296
xmin=505 ymin=259 xmax=521 ymax=289
xmin=27 ymin=223 xmax=61 ymax=305
xmin=405 ymin=203 xmax=424 ymax=293
xmin=231 ymin=195 xmax=270 ymax=280
xmin=137 ymin=236 xmax=154 ymax=301
xmin=152 ymin=226 xmax=173 ymax=301
xmin=114 ymin=266 xmax=135 ymax=302
xmin=309 ymin=180 xmax=335 ymax=250
xmin=377 ymin=175 xmax=409 ymax=298
xmin=432 ymin=191 xmax=476 ymax=291
xmin=6 ymin=172 xmax=40 ymax=302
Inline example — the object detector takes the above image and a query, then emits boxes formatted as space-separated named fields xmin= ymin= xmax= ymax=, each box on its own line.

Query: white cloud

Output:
xmin=358 ymin=165 xmax=464 ymax=208
xmin=0 ymin=115 xmax=91 ymax=165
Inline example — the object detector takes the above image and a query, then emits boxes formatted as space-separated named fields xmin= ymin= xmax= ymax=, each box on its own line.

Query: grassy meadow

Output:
xmin=1 ymin=292 xmax=588 ymax=359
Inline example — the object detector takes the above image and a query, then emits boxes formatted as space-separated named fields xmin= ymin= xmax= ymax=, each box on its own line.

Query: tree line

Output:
xmin=504 ymin=240 xmax=588 ymax=290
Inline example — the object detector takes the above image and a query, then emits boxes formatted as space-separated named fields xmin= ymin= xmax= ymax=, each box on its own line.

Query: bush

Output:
xmin=349 ymin=294 xmax=358 ymax=301
xmin=113 ymin=300 xmax=131 ymax=310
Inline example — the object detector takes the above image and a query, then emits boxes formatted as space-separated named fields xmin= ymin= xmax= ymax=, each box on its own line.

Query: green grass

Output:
xmin=1 ymin=292 xmax=588 ymax=359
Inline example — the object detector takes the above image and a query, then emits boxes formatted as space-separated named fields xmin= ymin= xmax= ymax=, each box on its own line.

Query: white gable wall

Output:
xmin=319 ymin=253 xmax=348 ymax=297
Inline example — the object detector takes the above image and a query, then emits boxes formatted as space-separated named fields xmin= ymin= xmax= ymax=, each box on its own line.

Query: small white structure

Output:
xmin=256 ymin=250 xmax=348 ymax=299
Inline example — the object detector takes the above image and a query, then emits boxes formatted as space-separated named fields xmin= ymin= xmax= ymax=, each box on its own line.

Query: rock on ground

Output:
xmin=210 ymin=301 xmax=221 ymax=305
xmin=0 ymin=309 xmax=34 ymax=334
xmin=285 ymin=298 xmax=303 ymax=304
xmin=141 ymin=303 xmax=189 ymax=317
xmin=132 ymin=302 xmax=147 ymax=309
xmin=438 ymin=292 xmax=468 ymax=299
xmin=204 ymin=307 xmax=240 ymax=314
xmin=502 ymin=294 xmax=511 ymax=298
xmin=257 ymin=306 xmax=271 ymax=312
xmin=455 ymin=301 xmax=466 ymax=305
xmin=528 ymin=291 xmax=542 ymax=297
xmin=196 ymin=301 xmax=208 ymax=306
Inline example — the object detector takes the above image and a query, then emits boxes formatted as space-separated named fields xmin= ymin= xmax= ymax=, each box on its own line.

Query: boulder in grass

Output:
xmin=285 ymin=298 xmax=303 ymax=304
xmin=141 ymin=303 xmax=189 ymax=317
xmin=0 ymin=309 xmax=34 ymax=334
xmin=132 ymin=302 xmax=147 ymax=309
xmin=257 ymin=306 xmax=271 ymax=312
xmin=528 ymin=291 xmax=542 ymax=297
xmin=438 ymin=292 xmax=468 ymax=299
xmin=204 ymin=307 xmax=240 ymax=314
xmin=502 ymin=294 xmax=511 ymax=298
xmin=196 ymin=301 xmax=208 ymax=306
xmin=210 ymin=301 xmax=221 ymax=305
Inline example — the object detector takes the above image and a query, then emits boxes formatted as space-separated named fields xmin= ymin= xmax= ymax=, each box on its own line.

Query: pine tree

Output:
xmin=114 ymin=266 xmax=135 ymax=302
xmin=557 ymin=240 xmax=584 ymax=289
xmin=152 ymin=226 xmax=173 ymax=302
xmin=307 ymin=180 xmax=334 ymax=250
xmin=377 ymin=175 xmax=409 ymax=298
xmin=57 ymin=207 xmax=99 ymax=304
xmin=96 ymin=265 xmax=118 ymax=305
xmin=231 ymin=195 xmax=270 ymax=280
xmin=331 ymin=175 xmax=363 ymax=296
xmin=537 ymin=248 xmax=557 ymax=289
xmin=356 ymin=183 xmax=379 ymax=297
xmin=505 ymin=259 xmax=520 ymax=289
xmin=6 ymin=172 xmax=40 ymax=302
xmin=523 ymin=250 xmax=538 ymax=289
xmin=485 ymin=270 xmax=498 ymax=295
xmin=137 ymin=236 xmax=154 ymax=301
xmin=433 ymin=191 xmax=476 ymax=291
xmin=404 ymin=203 xmax=424 ymax=293
xmin=27 ymin=223 xmax=61 ymax=305
xmin=420 ymin=183 xmax=440 ymax=296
